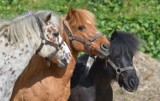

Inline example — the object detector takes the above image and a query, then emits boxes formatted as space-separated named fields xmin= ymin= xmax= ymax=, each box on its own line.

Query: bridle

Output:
xmin=34 ymin=14 xmax=64 ymax=61
xmin=36 ymin=31 xmax=64 ymax=61
xmin=79 ymin=55 xmax=134 ymax=83
xmin=106 ymin=58 xmax=134 ymax=81
xmin=84 ymin=56 xmax=135 ymax=82
xmin=63 ymin=20 xmax=106 ymax=55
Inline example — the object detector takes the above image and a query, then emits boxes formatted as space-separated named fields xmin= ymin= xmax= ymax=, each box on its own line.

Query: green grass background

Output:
xmin=0 ymin=0 xmax=160 ymax=60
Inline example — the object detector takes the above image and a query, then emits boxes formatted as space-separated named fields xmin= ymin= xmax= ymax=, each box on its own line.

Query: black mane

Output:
xmin=110 ymin=31 xmax=139 ymax=57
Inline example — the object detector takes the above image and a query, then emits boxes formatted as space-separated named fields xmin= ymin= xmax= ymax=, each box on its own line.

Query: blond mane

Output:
xmin=66 ymin=9 xmax=96 ymax=27
xmin=76 ymin=9 xmax=96 ymax=25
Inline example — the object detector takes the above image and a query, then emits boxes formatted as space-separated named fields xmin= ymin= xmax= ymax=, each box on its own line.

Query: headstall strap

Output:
xmin=63 ymin=20 xmax=76 ymax=50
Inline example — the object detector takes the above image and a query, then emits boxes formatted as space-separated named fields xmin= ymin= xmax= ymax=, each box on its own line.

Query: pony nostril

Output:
xmin=53 ymin=32 xmax=59 ymax=37
xmin=61 ymin=58 xmax=67 ymax=65
xmin=129 ymin=79 xmax=135 ymax=88
xmin=101 ymin=44 xmax=109 ymax=51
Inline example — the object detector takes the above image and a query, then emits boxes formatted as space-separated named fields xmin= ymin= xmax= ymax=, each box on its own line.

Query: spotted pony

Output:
xmin=0 ymin=10 xmax=71 ymax=101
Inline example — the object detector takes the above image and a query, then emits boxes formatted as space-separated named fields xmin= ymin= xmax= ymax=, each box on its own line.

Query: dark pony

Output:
xmin=69 ymin=31 xmax=140 ymax=101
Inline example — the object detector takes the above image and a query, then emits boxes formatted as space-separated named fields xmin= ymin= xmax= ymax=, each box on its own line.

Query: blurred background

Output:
xmin=0 ymin=0 xmax=160 ymax=60
xmin=0 ymin=0 xmax=160 ymax=101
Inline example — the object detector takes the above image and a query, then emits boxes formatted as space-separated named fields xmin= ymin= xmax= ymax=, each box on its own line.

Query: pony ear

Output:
xmin=110 ymin=30 xmax=118 ymax=41
xmin=38 ymin=17 xmax=46 ymax=26
xmin=45 ymin=13 xmax=52 ymax=24
xmin=66 ymin=7 xmax=75 ymax=20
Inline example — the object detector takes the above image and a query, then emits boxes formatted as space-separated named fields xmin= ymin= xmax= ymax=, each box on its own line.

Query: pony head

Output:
xmin=108 ymin=30 xmax=139 ymax=92
xmin=35 ymin=11 xmax=71 ymax=67
xmin=63 ymin=7 xmax=110 ymax=58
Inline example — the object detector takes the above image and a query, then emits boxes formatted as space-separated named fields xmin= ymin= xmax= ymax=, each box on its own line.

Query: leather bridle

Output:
xmin=63 ymin=20 xmax=104 ymax=54
xmin=84 ymin=56 xmax=135 ymax=82
xmin=34 ymin=14 xmax=65 ymax=61
xmin=36 ymin=32 xmax=64 ymax=61
xmin=106 ymin=58 xmax=134 ymax=81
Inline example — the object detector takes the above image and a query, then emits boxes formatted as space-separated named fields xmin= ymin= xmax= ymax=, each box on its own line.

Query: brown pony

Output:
xmin=11 ymin=8 xmax=110 ymax=101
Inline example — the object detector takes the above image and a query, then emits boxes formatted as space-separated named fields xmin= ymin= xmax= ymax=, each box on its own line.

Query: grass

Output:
xmin=0 ymin=0 xmax=160 ymax=60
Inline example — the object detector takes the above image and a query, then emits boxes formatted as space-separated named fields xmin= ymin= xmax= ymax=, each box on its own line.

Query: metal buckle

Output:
xmin=116 ymin=68 xmax=121 ymax=74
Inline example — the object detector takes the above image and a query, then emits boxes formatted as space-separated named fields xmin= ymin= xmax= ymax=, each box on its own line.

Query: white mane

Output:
xmin=0 ymin=11 xmax=42 ymax=45
xmin=35 ymin=10 xmax=60 ymax=29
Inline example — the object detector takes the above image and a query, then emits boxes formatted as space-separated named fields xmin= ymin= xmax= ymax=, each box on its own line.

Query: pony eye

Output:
xmin=52 ymin=32 xmax=59 ymax=37
xmin=78 ymin=25 xmax=85 ymax=31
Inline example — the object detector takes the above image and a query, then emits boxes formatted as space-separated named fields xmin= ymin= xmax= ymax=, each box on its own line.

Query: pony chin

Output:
xmin=57 ymin=63 xmax=66 ymax=68
xmin=118 ymin=78 xmax=138 ymax=92
xmin=57 ymin=59 xmax=68 ymax=68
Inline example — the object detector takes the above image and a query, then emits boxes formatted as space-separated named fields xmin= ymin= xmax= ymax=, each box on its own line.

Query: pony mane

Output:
xmin=76 ymin=9 xmax=95 ymax=25
xmin=67 ymin=9 xmax=96 ymax=26
xmin=110 ymin=31 xmax=139 ymax=56
xmin=0 ymin=11 xmax=43 ymax=44
xmin=35 ymin=10 xmax=59 ymax=29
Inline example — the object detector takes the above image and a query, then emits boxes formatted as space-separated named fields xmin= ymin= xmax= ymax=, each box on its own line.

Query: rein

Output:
xmin=63 ymin=20 xmax=103 ymax=54
xmin=106 ymin=58 xmax=134 ymax=81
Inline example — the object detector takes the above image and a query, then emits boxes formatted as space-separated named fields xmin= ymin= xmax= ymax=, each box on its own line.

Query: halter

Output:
xmin=36 ymin=32 xmax=64 ymax=61
xmin=63 ymin=20 xmax=104 ymax=54
xmin=106 ymin=58 xmax=134 ymax=81
xmin=33 ymin=14 xmax=64 ymax=61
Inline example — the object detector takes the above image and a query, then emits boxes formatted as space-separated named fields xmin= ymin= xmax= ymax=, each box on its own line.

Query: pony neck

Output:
xmin=0 ymin=32 xmax=40 ymax=100
xmin=91 ymin=58 xmax=114 ymax=83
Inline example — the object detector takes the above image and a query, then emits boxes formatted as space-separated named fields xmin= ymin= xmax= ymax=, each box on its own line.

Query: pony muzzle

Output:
xmin=96 ymin=43 xmax=110 ymax=58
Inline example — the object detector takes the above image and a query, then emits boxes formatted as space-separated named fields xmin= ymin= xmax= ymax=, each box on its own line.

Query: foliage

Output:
xmin=0 ymin=0 xmax=159 ymax=60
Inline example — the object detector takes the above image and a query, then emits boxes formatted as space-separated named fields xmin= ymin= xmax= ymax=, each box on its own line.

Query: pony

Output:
xmin=0 ymin=10 xmax=71 ymax=101
xmin=69 ymin=31 xmax=140 ymax=101
xmin=10 ymin=8 xmax=110 ymax=101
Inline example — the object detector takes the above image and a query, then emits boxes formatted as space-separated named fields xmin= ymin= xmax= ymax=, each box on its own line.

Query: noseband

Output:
xmin=63 ymin=20 xmax=103 ymax=54
xmin=36 ymin=32 xmax=64 ymax=61
xmin=106 ymin=58 xmax=134 ymax=81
